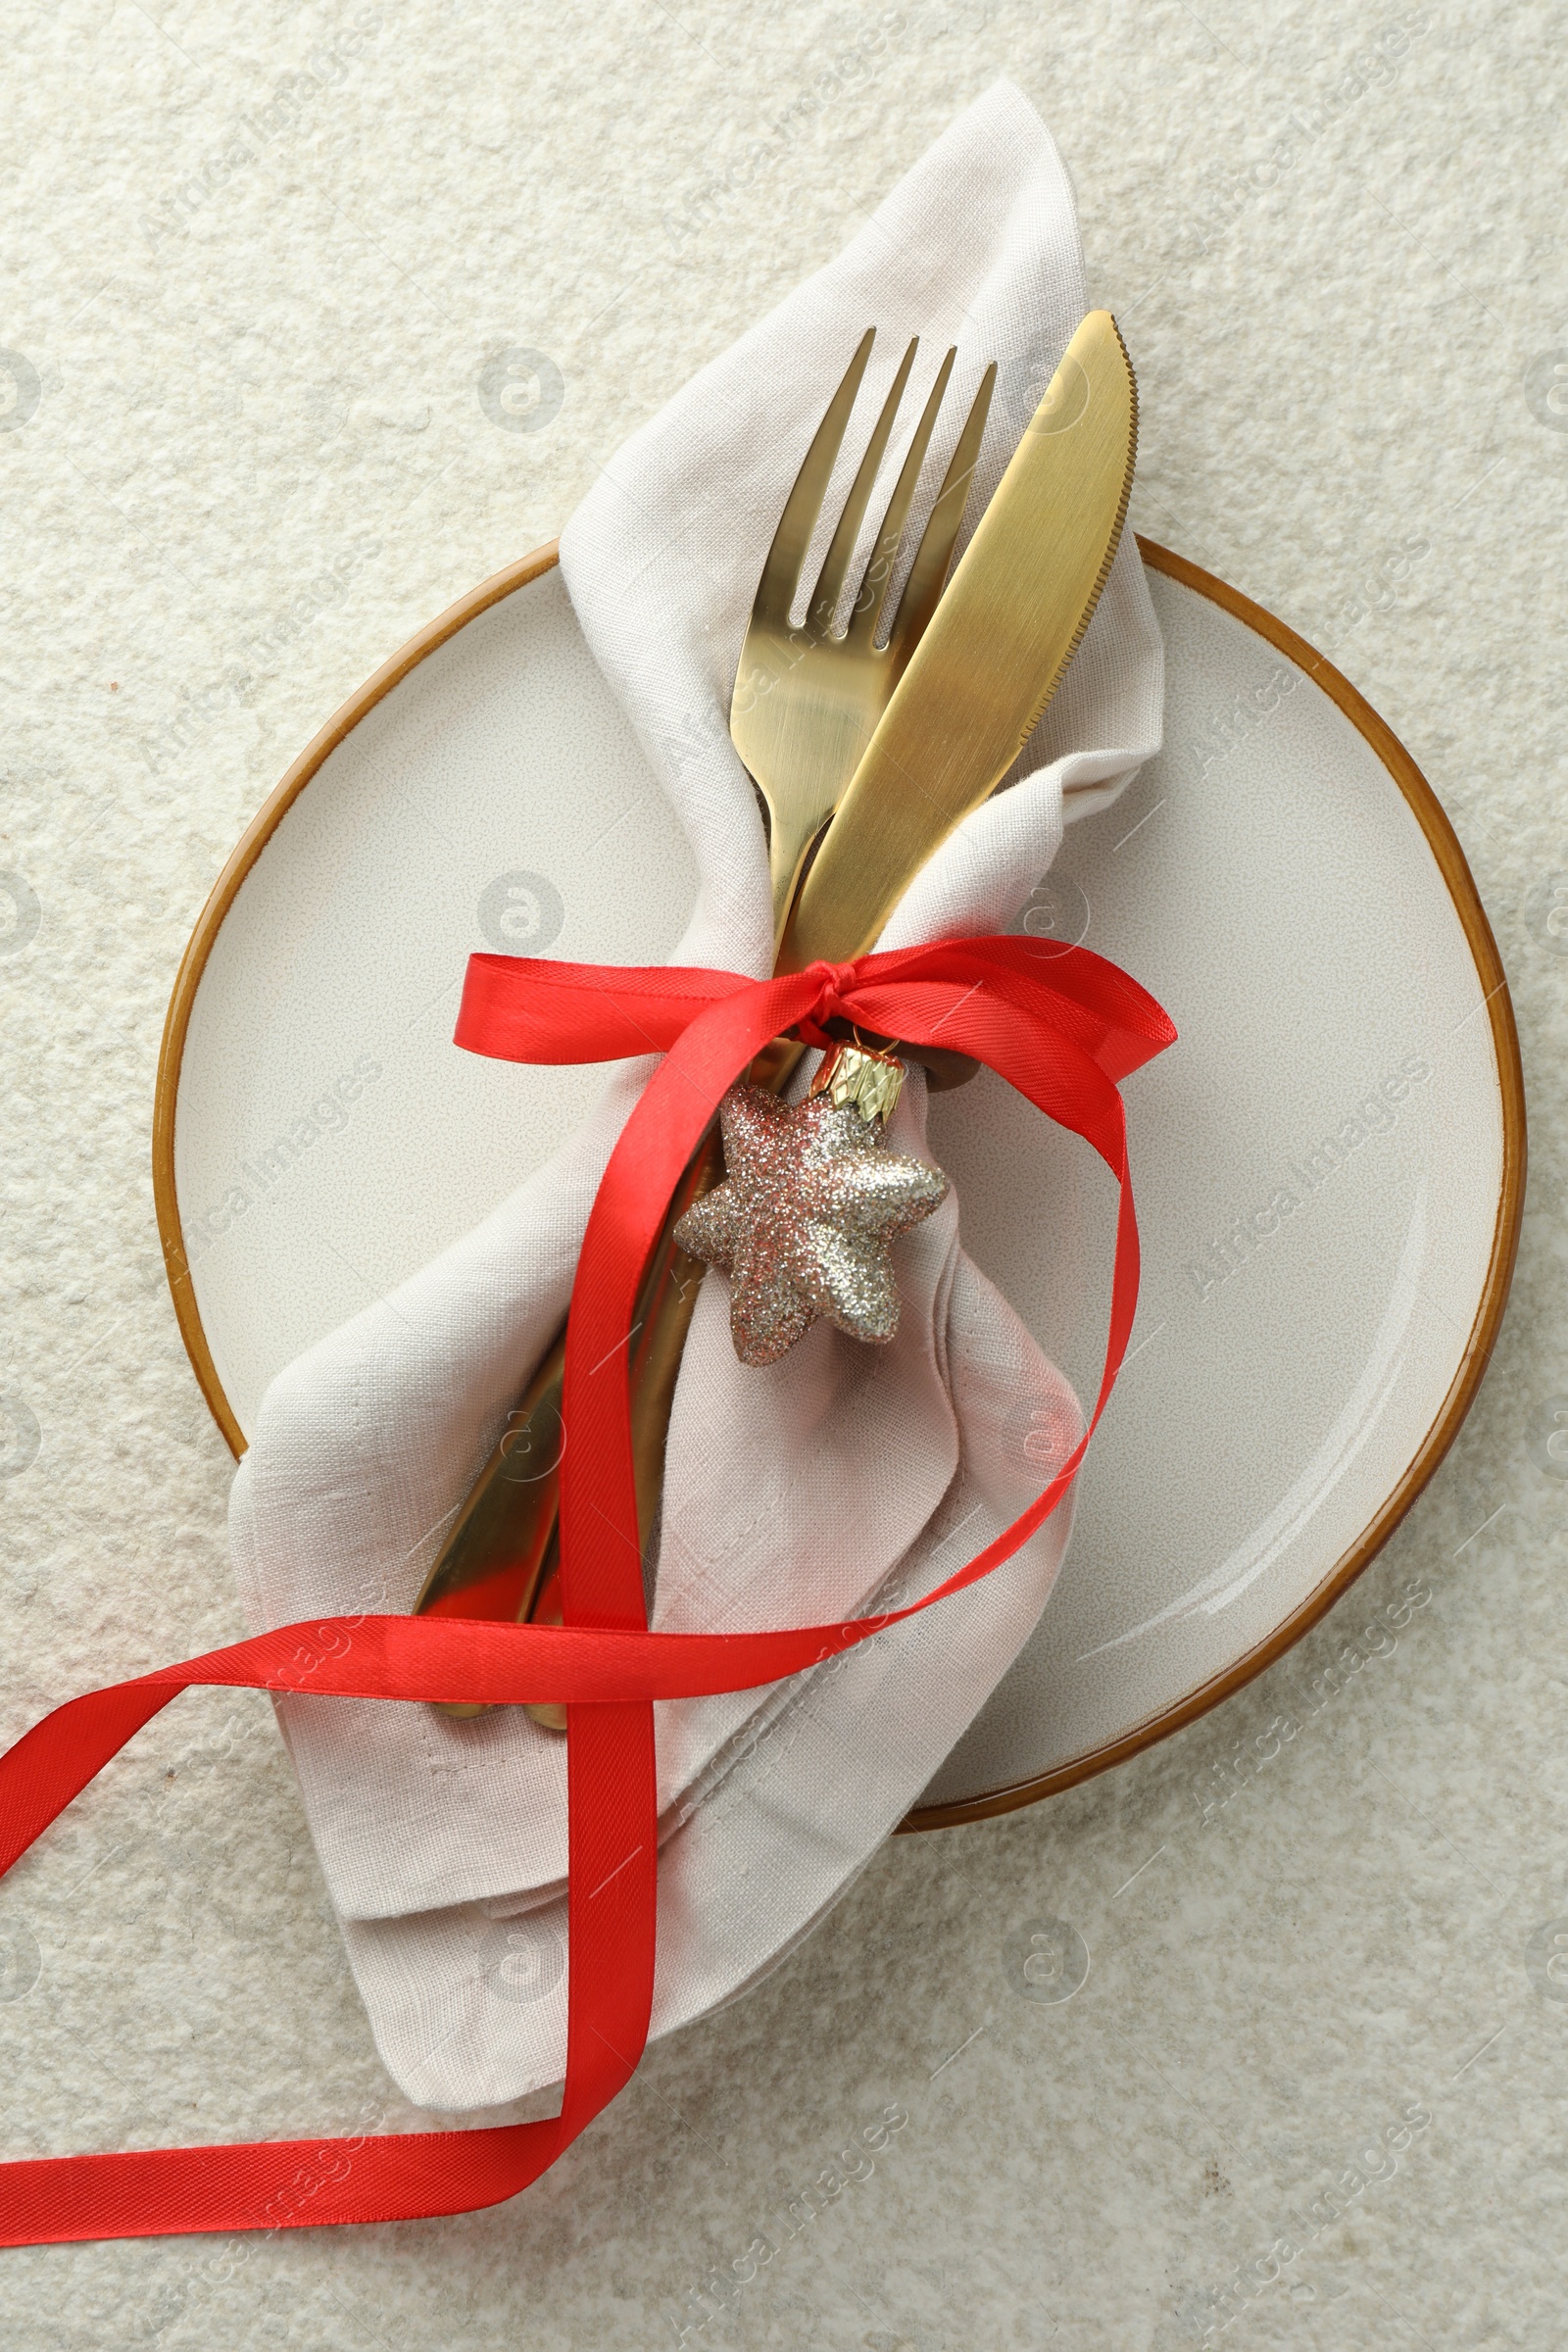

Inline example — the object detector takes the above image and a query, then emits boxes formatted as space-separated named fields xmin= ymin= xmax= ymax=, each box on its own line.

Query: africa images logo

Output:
xmin=181 ymin=1056 xmax=382 ymax=1262
xmin=1186 ymin=1056 xmax=1430 ymax=1302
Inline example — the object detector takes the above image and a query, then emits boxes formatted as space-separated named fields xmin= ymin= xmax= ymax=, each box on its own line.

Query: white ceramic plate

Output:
xmin=156 ymin=542 xmax=1522 ymax=1828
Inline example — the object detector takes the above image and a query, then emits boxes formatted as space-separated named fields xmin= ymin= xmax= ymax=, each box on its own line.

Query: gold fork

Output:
xmin=416 ymin=331 xmax=996 ymax=1719
xmin=733 ymin=330 xmax=996 ymax=947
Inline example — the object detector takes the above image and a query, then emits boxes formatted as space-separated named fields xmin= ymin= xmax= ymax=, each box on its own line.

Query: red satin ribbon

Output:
xmin=0 ymin=936 xmax=1173 ymax=2245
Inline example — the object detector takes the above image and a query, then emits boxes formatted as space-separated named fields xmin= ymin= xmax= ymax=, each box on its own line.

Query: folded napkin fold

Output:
xmin=229 ymin=76 xmax=1163 ymax=2110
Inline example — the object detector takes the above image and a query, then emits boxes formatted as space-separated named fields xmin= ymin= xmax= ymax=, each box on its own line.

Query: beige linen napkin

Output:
xmin=229 ymin=76 xmax=1163 ymax=2107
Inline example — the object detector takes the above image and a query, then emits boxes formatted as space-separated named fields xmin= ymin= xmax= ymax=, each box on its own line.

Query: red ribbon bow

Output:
xmin=0 ymin=936 xmax=1172 ymax=2246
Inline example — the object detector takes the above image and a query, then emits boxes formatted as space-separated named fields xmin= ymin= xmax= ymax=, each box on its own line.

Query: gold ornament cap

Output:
xmin=808 ymin=1040 xmax=905 ymax=1125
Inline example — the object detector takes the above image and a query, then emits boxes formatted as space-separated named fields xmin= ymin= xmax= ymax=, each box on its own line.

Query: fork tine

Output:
xmin=807 ymin=336 xmax=917 ymax=628
xmin=751 ymin=328 xmax=875 ymax=629
xmin=880 ymin=360 xmax=998 ymax=666
xmin=844 ymin=345 xmax=956 ymax=652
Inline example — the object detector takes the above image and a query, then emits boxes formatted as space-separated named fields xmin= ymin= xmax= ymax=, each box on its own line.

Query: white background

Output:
xmin=1 ymin=3 xmax=1565 ymax=2346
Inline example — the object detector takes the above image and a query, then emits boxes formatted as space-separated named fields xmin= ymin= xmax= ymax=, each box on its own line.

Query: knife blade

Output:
xmin=780 ymin=309 xmax=1136 ymax=971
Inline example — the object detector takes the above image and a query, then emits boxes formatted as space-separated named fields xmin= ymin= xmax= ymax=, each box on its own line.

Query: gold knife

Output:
xmin=782 ymin=308 xmax=1136 ymax=970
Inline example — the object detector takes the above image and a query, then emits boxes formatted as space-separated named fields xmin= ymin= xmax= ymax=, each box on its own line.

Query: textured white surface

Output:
xmin=0 ymin=3 xmax=1564 ymax=2347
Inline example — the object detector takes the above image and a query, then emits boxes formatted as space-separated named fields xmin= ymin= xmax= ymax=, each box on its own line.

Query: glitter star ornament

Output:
xmin=674 ymin=1045 xmax=950 ymax=1367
